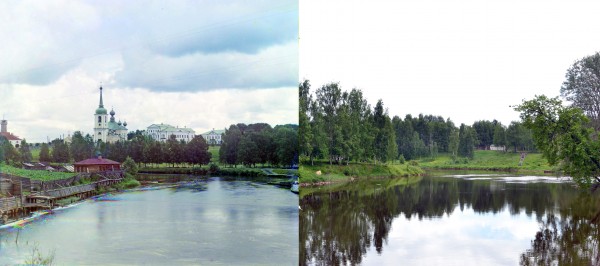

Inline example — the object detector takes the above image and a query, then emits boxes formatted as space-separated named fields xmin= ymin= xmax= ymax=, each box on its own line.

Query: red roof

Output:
xmin=0 ymin=132 xmax=21 ymax=141
xmin=74 ymin=157 xmax=120 ymax=165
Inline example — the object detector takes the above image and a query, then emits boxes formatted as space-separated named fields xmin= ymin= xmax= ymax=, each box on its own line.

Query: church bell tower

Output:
xmin=93 ymin=86 xmax=109 ymax=143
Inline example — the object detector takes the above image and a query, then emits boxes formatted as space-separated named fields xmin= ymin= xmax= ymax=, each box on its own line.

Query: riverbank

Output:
xmin=417 ymin=150 xmax=555 ymax=174
xmin=299 ymin=162 xmax=424 ymax=184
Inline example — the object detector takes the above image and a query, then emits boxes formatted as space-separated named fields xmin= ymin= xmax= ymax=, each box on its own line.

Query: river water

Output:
xmin=0 ymin=177 xmax=299 ymax=265
xmin=300 ymin=171 xmax=600 ymax=265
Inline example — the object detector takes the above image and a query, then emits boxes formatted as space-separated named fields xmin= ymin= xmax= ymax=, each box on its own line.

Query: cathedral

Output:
xmin=93 ymin=87 xmax=128 ymax=143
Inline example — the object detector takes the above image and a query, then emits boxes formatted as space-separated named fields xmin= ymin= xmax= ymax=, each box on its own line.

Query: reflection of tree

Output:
xmin=301 ymin=175 xmax=587 ymax=265
xmin=520 ymin=193 xmax=600 ymax=265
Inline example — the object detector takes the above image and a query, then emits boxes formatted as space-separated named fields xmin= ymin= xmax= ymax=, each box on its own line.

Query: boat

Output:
xmin=290 ymin=180 xmax=299 ymax=194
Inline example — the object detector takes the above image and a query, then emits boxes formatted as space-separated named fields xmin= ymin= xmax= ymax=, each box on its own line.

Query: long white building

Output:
xmin=146 ymin=123 xmax=195 ymax=143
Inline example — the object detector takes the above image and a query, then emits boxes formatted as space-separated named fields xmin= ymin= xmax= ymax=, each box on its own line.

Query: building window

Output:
xmin=98 ymin=116 xmax=102 ymax=123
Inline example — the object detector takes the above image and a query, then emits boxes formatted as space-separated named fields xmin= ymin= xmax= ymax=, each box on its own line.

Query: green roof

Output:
xmin=201 ymin=129 xmax=225 ymax=135
xmin=95 ymin=107 xmax=107 ymax=115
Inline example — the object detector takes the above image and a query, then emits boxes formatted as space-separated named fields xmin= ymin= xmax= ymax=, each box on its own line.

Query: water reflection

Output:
xmin=300 ymin=172 xmax=600 ymax=265
xmin=0 ymin=177 xmax=298 ymax=265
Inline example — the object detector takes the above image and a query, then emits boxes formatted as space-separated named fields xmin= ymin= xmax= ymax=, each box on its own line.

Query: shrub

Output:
xmin=209 ymin=163 xmax=220 ymax=173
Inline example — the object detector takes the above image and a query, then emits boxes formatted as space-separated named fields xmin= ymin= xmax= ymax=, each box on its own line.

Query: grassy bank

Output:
xmin=0 ymin=163 xmax=75 ymax=180
xmin=300 ymin=161 xmax=424 ymax=184
xmin=417 ymin=150 xmax=554 ymax=173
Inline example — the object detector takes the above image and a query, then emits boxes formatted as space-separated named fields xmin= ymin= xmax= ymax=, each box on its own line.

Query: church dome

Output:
xmin=95 ymin=107 xmax=107 ymax=115
xmin=123 ymin=121 xmax=128 ymax=127
xmin=110 ymin=109 xmax=115 ymax=116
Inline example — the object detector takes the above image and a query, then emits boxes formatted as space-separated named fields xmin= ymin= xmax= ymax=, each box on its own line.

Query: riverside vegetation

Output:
xmin=299 ymin=79 xmax=545 ymax=184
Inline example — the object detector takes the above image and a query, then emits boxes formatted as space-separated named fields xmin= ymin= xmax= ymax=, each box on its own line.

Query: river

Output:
xmin=300 ymin=171 xmax=600 ymax=265
xmin=0 ymin=177 xmax=299 ymax=265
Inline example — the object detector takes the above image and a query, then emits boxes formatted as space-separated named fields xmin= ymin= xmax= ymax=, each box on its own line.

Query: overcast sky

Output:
xmin=0 ymin=0 xmax=298 ymax=143
xmin=300 ymin=0 xmax=600 ymax=126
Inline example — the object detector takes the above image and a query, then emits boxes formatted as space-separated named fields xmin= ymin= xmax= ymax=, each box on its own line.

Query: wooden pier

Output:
xmin=0 ymin=171 xmax=124 ymax=224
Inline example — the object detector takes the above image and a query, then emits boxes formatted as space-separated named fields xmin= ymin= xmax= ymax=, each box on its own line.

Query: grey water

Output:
xmin=300 ymin=171 xmax=600 ymax=266
xmin=0 ymin=177 xmax=299 ymax=265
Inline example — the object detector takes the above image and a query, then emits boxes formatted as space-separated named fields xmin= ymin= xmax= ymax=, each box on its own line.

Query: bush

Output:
xmin=209 ymin=163 xmax=220 ymax=173
xmin=408 ymin=160 xmax=419 ymax=166
xmin=398 ymin=154 xmax=406 ymax=164
xmin=122 ymin=157 xmax=138 ymax=176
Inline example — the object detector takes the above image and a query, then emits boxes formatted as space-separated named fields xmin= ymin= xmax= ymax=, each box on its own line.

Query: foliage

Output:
xmin=299 ymin=161 xmax=424 ymax=184
xmin=185 ymin=135 xmax=211 ymax=166
xmin=39 ymin=143 xmax=51 ymax=162
xmin=23 ymin=244 xmax=55 ymax=266
xmin=122 ymin=156 xmax=138 ymax=176
xmin=209 ymin=163 xmax=219 ymax=173
xmin=50 ymin=139 xmax=70 ymax=163
xmin=514 ymin=95 xmax=600 ymax=188
xmin=560 ymin=51 xmax=600 ymax=129
xmin=19 ymin=139 xmax=33 ymax=162
xmin=458 ymin=124 xmax=476 ymax=159
xmin=418 ymin=150 xmax=552 ymax=173
xmin=69 ymin=131 xmax=94 ymax=161
xmin=113 ymin=173 xmax=141 ymax=190
xmin=218 ymin=123 xmax=297 ymax=167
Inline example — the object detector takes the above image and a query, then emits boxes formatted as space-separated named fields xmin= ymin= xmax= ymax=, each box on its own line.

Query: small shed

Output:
xmin=73 ymin=156 xmax=121 ymax=173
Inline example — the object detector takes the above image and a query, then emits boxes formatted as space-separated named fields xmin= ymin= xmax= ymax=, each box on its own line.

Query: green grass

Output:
xmin=31 ymin=148 xmax=41 ymax=161
xmin=208 ymin=145 xmax=220 ymax=163
xmin=0 ymin=163 xmax=75 ymax=180
xmin=300 ymin=161 xmax=424 ymax=184
xmin=417 ymin=150 xmax=554 ymax=173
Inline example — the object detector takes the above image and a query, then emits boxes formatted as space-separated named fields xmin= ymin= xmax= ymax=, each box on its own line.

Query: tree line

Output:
xmin=218 ymin=123 xmax=298 ymax=168
xmin=1 ymin=122 xmax=298 ymax=169
xmin=299 ymin=79 xmax=537 ymax=165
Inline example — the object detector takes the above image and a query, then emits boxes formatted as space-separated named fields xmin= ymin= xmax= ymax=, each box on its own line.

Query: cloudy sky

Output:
xmin=0 ymin=0 xmax=298 ymax=143
xmin=300 ymin=0 xmax=600 ymax=126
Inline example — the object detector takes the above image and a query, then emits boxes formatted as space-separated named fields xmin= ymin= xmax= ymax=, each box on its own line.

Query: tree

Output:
xmin=122 ymin=156 xmax=138 ymax=176
xmin=186 ymin=135 xmax=211 ymax=166
xmin=166 ymin=135 xmax=183 ymax=167
xmin=19 ymin=139 xmax=32 ymax=163
xmin=316 ymin=82 xmax=343 ymax=164
xmin=560 ymin=52 xmax=600 ymax=129
xmin=299 ymin=80 xmax=313 ymax=160
xmin=515 ymin=95 xmax=600 ymax=189
xmin=219 ymin=125 xmax=242 ymax=166
xmin=237 ymin=136 xmax=259 ymax=167
xmin=70 ymin=131 xmax=94 ymax=161
xmin=39 ymin=143 xmax=51 ymax=162
xmin=492 ymin=123 xmax=506 ymax=149
xmin=372 ymin=100 xmax=396 ymax=163
xmin=50 ymin=139 xmax=70 ymax=163
xmin=274 ymin=126 xmax=298 ymax=167
xmin=458 ymin=124 xmax=476 ymax=159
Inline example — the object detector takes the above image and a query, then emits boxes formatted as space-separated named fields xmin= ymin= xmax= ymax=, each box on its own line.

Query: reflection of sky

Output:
xmin=0 ymin=178 xmax=298 ymax=265
xmin=362 ymin=206 xmax=539 ymax=266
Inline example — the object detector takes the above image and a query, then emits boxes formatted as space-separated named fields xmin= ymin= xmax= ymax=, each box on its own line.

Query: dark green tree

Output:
xmin=50 ymin=139 xmax=70 ymax=163
xmin=70 ymin=131 xmax=94 ymax=161
xmin=219 ymin=125 xmax=242 ymax=166
xmin=39 ymin=143 xmax=51 ymax=162
xmin=458 ymin=124 xmax=476 ymax=159
xmin=19 ymin=139 xmax=32 ymax=163
xmin=185 ymin=135 xmax=211 ymax=166
xmin=274 ymin=126 xmax=298 ymax=167
xmin=237 ymin=136 xmax=259 ymax=167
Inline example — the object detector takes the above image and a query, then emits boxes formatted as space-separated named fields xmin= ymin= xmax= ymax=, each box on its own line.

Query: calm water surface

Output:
xmin=300 ymin=171 xmax=600 ymax=265
xmin=0 ymin=177 xmax=299 ymax=265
